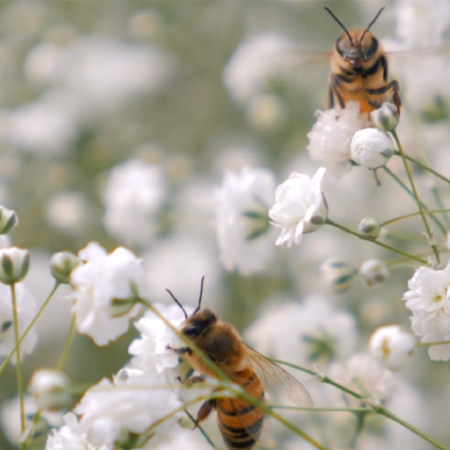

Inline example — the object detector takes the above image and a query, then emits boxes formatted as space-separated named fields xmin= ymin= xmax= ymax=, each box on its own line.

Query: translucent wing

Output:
xmin=245 ymin=343 xmax=313 ymax=407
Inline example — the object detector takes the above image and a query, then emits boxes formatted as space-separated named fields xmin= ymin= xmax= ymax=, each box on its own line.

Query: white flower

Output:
xmin=359 ymin=259 xmax=389 ymax=287
xmin=46 ymin=192 xmax=89 ymax=234
xmin=403 ymin=261 xmax=450 ymax=360
xmin=74 ymin=370 xmax=182 ymax=449
xmin=50 ymin=252 xmax=80 ymax=284
xmin=269 ymin=168 xmax=327 ymax=248
xmin=351 ymin=128 xmax=395 ymax=169
xmin=128 ymin=303 xmax=189 ymax=375
xmin=28 ymin=369 xmax=72 ymax=411
xmin=0 ymin=205 xmax=18 ymax=234
xmin=70 ymin=242 xmax=146 ymax=346
xmin=0 ymin=283 xmax=38 ymax=362
xmin=370 ymin=102 xmax=399 ymax=132
xmin=215 ymin=167 xmax=277 ymax=275
xmin=0 ymin=247 xmax=29 ymax=284
xmin=369 ymin=325 xmax=416 ymax=371
xmin=306 ymin=102 xmax=366 ymax=176
xmin=102 ymin=158 xmax=167 ymax=247
xmin=320 ymin=257 xmax=357 ymax=293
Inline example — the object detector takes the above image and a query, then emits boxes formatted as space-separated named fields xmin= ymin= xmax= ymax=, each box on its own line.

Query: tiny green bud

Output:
xmin=320 ymin=257 xmax=357 ymax=293
xmin=359 ymin=259 xmax=388 ymax=287
xmin=0 ymin=247 xmax=29 ymax=284
xmin=358 ymin=217 xmax=381 ymax=239
xmin=50 ymin=252 xmax=79 ymax=284
xmin=370 ymin=102 xmax=399 ymax=132
xmin=28 ymin=369 xmax=72 ymax=411
xmin=0 ymin=206 xmax=18 ymax=234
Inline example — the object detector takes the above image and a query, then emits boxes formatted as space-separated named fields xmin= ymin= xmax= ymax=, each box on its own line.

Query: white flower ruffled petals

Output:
xmin=269 ymin=168 xmax=327 ymax=248
xmin=403 ymin=261 xmax=450 ymax=360
xmin=369 ymin=325 xmax=416 ymax=371
xmin=70 ymin=242 xmax=146 ymax=346
xmin=351 ymin=128 xmax=395 ymax=169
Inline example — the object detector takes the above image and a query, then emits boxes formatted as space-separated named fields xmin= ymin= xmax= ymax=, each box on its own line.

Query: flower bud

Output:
xmin=320 ymin=257 xmax=357 ymax=293
xmin=358 ymin=217 xmax=381 ymax=239
xmin=351 ymin=128 xmax=395 ymax=169
xmin=0 ymin=247 xmax=29 ymax=284
xmin=28 ymin=369 xmax=72 ymax=410
xmin=370 ymin=102 xmax=399 ymax=131
xmin=359 ymin=259 xmax=388 ymax=287
xmin=0 ymin=206 xmax=18 ymax=234
xmin=369 ymin=325 xmax=416 ymax=371
xmin=50 ymin=252 xmax=79 ymax=284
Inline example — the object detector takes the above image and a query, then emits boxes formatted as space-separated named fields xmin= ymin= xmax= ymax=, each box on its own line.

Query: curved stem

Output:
xmin=56 ymin=316 xmax=77 ymax=371
xmin=381 ymin=209 xmax=450 ymax=227
xmin=325 ymin=218 xmax=428 ymax=264
xmin=417 ymin=340 xmax=450 ymax=348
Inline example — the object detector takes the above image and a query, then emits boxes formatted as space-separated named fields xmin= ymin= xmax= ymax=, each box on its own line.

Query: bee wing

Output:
xmin=245 ymin=343 xmax=313 ymax=407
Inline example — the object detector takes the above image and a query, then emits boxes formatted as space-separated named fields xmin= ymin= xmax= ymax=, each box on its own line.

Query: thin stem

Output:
xmin=0 ymin=281 xmax=61 ymax=377
xmin=417 ymin=340 xmax=450 ymax=348
xmin=325 ymin=218 xmax=428 ymax=264
xmin=381 ymin=209 xmax=450 ymax=227
xmin=350 ymin=412 xmax=367 ymax=449
xmin=11 ymin=284 xmax=26 ymax=436
xmin=382 ymin=166 xmax=447 ymax=236
xmin=56 ymin=316 xmax=77 ymax=371
xmin=184 ymin=408 xmax=216 ymax=448
xmin=432 ymin=186 xmax=450 ymax=228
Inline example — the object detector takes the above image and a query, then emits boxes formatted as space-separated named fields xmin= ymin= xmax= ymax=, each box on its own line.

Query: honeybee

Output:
xmin=167 ymin=278 xmax=312 ymax=450
xmin=325 ymin=7 xmax=401 ymax=115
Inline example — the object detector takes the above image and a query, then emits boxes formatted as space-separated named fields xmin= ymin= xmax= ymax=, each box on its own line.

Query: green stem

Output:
xmin=417 ymin=340 xmax=450 ymax=348
xmin=350 ymin=412 xmax=367 ymax=449
xmin=382 ymin=166 xmax=447 ymax=236
xmin=11 ymin=284 xmax=26 ymax=436
xmin=56 ymin=316 xmax=77 ymax=371
xmin=184 ymin=408 xmax=216 ymax=448
xmin=0 ymin=281 xmax=61 ymax=377
xmin=432 ymin=186 xmax=450 ymax=228
xmin=381 ymin=209 xmax=450 ymax=227
xmin=325 ymin=218 xmax=428 ymax=264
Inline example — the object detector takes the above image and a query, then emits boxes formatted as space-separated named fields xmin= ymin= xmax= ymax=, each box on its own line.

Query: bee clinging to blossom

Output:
xmin=167 ymin=277 xmax=312 ymax=450
xmin=325 ymin=7 xmax=401 ymax=116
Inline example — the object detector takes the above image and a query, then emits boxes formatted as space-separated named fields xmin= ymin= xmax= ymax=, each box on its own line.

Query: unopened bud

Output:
xmin=359 ymin=217 xmax=381 ymax=239
xmin=28 ymin=369 xmax=72 ymax=411
xmin=320 ymin=257 xmax=357 ymax=293
xmin=0 ymin=247 xmax=29 ymax=284
xmin=359 ymin=259 xmax=388 ymax=287
xmin=50 ymin=252 xmax=79 ymax=284
xmin=351 ymin=128 xmax=395 ymax=169
xmin=0 ymin=206 xmax=18 ymax=234
xmin=370 ymin=102 xmax=399 ymax=132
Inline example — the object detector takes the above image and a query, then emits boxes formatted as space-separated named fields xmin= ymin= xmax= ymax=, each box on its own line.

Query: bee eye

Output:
xmin=183 ymin=323 xmax=201 ymax=337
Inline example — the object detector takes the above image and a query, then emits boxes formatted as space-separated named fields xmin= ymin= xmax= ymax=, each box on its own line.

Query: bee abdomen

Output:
xmin=219 ymin=416 xmax=264 ymax=450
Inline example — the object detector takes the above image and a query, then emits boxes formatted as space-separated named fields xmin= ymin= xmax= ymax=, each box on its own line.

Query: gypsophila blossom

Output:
xmin=370 ymin=102 xmax=399 ymax=132
xmin=0 ymin=282 xmax=38 ymax=363
xmin=320 ymin=257 xmax=357 ymax=293
xmin=351 ymin=128 xmax=395 ymax=169
xmin=269 ymin=167 xmax=327 ymax=248
xmin=215 ymin=166 xmax=277 ymax=275
xmin=358 ymin=217 xmax=381 ymax=239
xmin=403 ymin=260 xmax=450 ymax=360
xmin=0 ymin=247 xmax=29 ymax=285
xmin=128 ymin=303 xmax=189 ymax=375
xmin=102 ymin=158 xmax=167 ymax=247
xmin=74 ymin=369 xmax=182 ymax=449
xmin=306 ymin=102 xmax=366 ymax=177
xmin=359 ymin=259 xmax=389 ymax=287
xmin=369 ymin=325 xmax=416 ymax=371
xmin=70 ymin=242 xmax=146 ymax=346
xmin=28 ymin=369 xmax=72 ymax=411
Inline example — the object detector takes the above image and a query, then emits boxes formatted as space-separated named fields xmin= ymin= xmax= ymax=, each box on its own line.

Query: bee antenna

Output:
xmin=361 ymin=7 xmax=385 ymax=41
xmin=192 ymin=276 xmax=205 ymax=316
xmin=166 ymin=288 xmax=188 ymax=320
xmin=324 ymin=7 xmax=353 ymax=45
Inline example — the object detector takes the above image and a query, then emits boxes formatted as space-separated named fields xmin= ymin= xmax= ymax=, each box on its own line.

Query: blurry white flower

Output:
xmin=24 ymin=42 xmax=64 ymax=87
xmin=147 ymin=429 xmax=212 ymax=450
xmin=70 ymin=242 xmax=146 ymax=346
xmin=0 ymin=283 xmax=38 ymax=362
xmin=223 ymin=32 xmax=293 ymax=104
xmin=320 ymin=257 xmax=357 ymax=293
xmin=0 ymin=205 xmax=18 ymax=234
xmin=74 ymin=370 xmax=182 ymax=449
xmin=359 ymin=259 xmax=389 ymax=287
xmin=369 ymin=325 xmax=416 ymax=371
xmin=306 ymin=102 xmax=366 ymax=176
xmin=370 ymin=102 xmax=399 ymax=132
xmin=403 ymin=261 xmax=450 ymax=360
xmin=46 ymin=191 xmax=89 ymax=233
xmin=128 ymin=9 xmax=165 ymax=38
xmin=351 ymin=128 xmax=395 ymax=169
xmin=247 ymin=294 xmax=357 ymax=367
xmin=128 ymin=303 xmax=189 ymax=375
xmin=269 ymin=168 xmax=327 ymax=248
xmin=103 ymin=158 xmax=167 ymax=247
xmin=215 ymin=167 xmax=277 ymax=275
xmin=0 ymin=247 xmax=29 ymax=284
xmin=50 ymin=252 xmax=80 ymax=285
xmin=358 ymin=217 xmax=381 ymax=239
xmin=246 ymin=94 xmax=287 ymax=131
xmin=28 ymin=369 xmax=72 ymax=411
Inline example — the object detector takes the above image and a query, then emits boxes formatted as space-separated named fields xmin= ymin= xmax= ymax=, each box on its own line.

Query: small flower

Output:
xmin=320 ymin=257 xmax=357 ymax=293
xmin=403 ymin=260 xmax=450 ymax=361
xmin=0 ymin=206 xmax=18 ymax=234
xmin=307 ymin=102 xmax=366 ymax=176
xmin=358 ymin=217 xmax=381 ymax=239
xmin=351 ymin=128 xmax=395 ymax=169
xmin=50 ymin=252 xmax=79 ymax=284
xmin=369 ymin=325 xmax=416 ymax=371
xmin=359 ymin=259 xmax=389 ymax=287
xmin=269 ymin=168 xmax=327 ymax=247
xmin=28 ymin=369 xmax=72 ymax=411
xmin=0 ymin=247 xmax=29 ymax=285
xmin=370 ymin=102 xmax=400 ymax=131
xmin=70 ymin=242 xmax=146 ymax=346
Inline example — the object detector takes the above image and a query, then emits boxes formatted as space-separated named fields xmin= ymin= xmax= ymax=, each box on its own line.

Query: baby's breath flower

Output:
xmin=358 ymin=217 xmax=381 ymax=239
xmin=50 ymin=252 xmax=79 ymax=284
xmin=269 ymin=168 xmax=327 ymax=248
xmin=369 ymin=325 xmax=416 ymax=371
xmin=370 ymin=102 xmax=399 ymax=131
xmin=359 ymin=259 xmax=389 ymax=287
xmin=0 ymin=206 xmax=18 ymax=234
xmin=351 ymin=128 xmax=395 ymax=169
xmin=28 ymin=369 xmax=72 ymax=411
xmin=0 ymin=247 xmax=29 ymax=285
xmin=320 ymin=257 xmax=357 ymax=293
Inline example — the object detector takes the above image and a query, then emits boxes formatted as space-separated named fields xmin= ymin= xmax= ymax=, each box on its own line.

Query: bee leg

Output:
xmin=330 ymin=76 xmax=345 ymax=109
xmin=194 ymin=399 xmax=216 ymax=428
xmin=365 ymin=80 xmax=401 ymax=114
xmin=185 ymin=375 xmax=207 ymax=387
xmin=166 ymin=344 xmax=192 ymax=356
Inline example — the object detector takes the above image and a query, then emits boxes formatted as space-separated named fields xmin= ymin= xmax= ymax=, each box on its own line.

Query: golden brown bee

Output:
xmin=167 ymin=278 xmax=312 ymax=450
xmin=325 ymin=7 xmax=401 ymax=115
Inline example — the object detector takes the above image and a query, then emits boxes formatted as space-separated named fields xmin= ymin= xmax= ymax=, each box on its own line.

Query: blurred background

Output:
xmin=0 ymin=0 xmax=449 ymax=448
